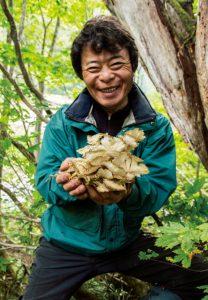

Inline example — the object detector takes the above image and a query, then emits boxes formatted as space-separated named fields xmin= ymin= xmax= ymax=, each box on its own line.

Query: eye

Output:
xmin=87 ymin=66 xmax=101 ymax=73
xmin=110 ymin=62 xmax=125 ymax=70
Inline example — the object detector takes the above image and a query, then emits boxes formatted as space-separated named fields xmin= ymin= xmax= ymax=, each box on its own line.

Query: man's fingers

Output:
xmin=86 ymin=187 xmax=127 ymax=205
xmin=56 ymin=173 xmax=69 ymax=184
xmin=69 ymin=184 xmax=86 ymax=195
xmin=63 ymin=179 xmax=83 ymax=192
xmin=60 ymin=158 xmax=71 ymax=171
xmin=126 ymin=184 xmax=132 ymax=197
xmin=76 ymin=192 xmax=88 ymax=200
xmin=86 ymin=186 xmax=101 ymax=200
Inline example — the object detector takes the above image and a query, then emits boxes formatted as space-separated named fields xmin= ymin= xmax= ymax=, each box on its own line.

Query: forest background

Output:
xmin=0 ymin=0 xmax=207 ymax=299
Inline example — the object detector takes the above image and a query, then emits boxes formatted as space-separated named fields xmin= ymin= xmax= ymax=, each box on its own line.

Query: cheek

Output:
xmin=120 ymin=67 xmax=133 ymax=82
xmin=84 ymin=80 xmax=95 ymax=92
xmin=123 ymin=72 xmax=134 ymax=88
xmin=83 ymin=76 xmax=95 ymax=89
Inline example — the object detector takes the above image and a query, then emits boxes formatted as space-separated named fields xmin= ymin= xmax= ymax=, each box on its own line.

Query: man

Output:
xmin=22 ymin=16 xmax=208 ymax=299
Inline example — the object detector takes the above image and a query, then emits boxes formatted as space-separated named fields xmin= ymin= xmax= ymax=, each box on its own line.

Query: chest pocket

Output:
xmin=51 ymin=201 xmax=101 ymax=233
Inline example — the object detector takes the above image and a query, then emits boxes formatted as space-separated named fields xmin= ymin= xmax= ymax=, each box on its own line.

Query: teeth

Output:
xmin=101 ymin=87 xmax=118 ymax=93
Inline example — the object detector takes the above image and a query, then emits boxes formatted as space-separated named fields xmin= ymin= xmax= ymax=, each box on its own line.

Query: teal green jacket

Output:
xmin=35 ymin=85 xmax=177 ymax=254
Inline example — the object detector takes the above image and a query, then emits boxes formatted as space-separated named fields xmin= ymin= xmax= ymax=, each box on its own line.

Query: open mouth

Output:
xmin=99 ymin=86 xmax=119 ymax=93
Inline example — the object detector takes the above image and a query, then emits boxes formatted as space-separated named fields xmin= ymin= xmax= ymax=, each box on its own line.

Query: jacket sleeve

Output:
xmin=117 ymin=116 xmax=177 ymax=217
xmin=35 ymin=109 xmax=77 ymax=205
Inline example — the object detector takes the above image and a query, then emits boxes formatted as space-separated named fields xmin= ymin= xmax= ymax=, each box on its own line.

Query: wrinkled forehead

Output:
xmin=81 ymin=45 xmax=130 ymax=65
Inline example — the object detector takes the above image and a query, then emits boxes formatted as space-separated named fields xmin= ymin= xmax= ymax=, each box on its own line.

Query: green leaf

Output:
xmin=138 ymin=249 xmax=159 ymax=260
xmin=185 ymin=178 xmax=206 ymax=198
xmin=198 ymin=224 xmax=208 ymax=239
xmin=0 ymin=257 xmax=12 ymax=272
xmin=198 ymin=285 xmax=208 ymax=300
xmin=1 ymin=138 xmax=12 ymax=151
xmin=172 ymin=248 xmax=191 ymax=268
xmin=28 ymin=143 xmax=40 ymax=153
xmin=181 ymin=236 xmax=194 ymax=252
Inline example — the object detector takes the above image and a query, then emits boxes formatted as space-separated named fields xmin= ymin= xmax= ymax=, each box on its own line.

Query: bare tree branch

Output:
xmin=18 ymin=0 xmax=27 ymax=42
xmin=6 ymin=156 xmax=34 ymax=197
xmin=0 ymin=241 xmax=36 ymax=250
xmin=39 ymin=6 xmax=53 ymax=56
xmin=11 ymin=138 xmax=36 ymax=164
xmin=1 ymin=123 xmax=36 ymax=163
xmin=0 ymin=0 xmax=52 ymax=117
xmin=48 ymin=17 xmax=60 ymax=57
xmin=0 ymin=212 xmax=40 ymax=224
xmin=0 ymin=183 xmax=34 ymax=218
xmin=10 ymin=100 xmax=31 ymax=147
xmin=152 ymin=213 xmax=163 ymax=227
xmin=10 ymin=154 xmax=30 ymax=176
xmin=0 ymin=63 xmax=49 ymax=123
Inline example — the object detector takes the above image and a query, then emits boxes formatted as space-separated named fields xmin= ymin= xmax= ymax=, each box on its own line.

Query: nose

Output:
xmin=99 ymin=66 xmax=115 ymax=82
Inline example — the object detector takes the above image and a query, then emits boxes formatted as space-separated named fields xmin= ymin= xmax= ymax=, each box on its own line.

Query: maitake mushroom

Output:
xmin=63 ymin=128 xmax=148 ymax=193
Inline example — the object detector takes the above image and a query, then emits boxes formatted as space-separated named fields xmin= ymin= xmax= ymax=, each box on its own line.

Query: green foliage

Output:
xmin=154 ymin=222 xmax=207 ymax=267
xmin=0 ymin=42 xmax=17 ymax=65
xmin=198 ymin=286 xmax=208 ymax=300
xmin=1 ymin=138 xmax=12 ymax=151
xmin=193 ymin=0 xmax=199 ymax=15
xmin=0 ymin=257 xmax=13 ymax=272
xmin=138 ymin=249 xmax=159 ymax=260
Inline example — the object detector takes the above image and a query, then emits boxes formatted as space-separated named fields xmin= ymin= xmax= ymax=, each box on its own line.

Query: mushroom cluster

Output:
xmin=65 ymin=128 xmax=148 ymax=193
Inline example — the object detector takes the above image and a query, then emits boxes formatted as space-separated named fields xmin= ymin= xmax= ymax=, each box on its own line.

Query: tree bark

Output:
xmin=196 ymin=0 xmax=208 ymax=129
xmin=105 ymin=0 xmax=208 ymax=171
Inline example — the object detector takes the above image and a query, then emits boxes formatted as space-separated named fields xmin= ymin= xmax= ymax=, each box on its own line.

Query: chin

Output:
xmin=101 ymin=99 xmax=121 ymax=107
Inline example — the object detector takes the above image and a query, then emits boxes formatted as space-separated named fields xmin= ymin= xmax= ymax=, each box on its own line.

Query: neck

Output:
xmin=104 ymin=97 xmax=129 ymax=117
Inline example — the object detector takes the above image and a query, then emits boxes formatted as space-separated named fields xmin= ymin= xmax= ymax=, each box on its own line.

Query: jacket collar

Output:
xmin=65 ymin=83 xmax=157 ymax=125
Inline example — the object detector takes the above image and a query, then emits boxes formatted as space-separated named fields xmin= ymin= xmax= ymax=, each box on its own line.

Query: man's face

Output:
xmin=81 ymin=45 xmax=134 ymax=113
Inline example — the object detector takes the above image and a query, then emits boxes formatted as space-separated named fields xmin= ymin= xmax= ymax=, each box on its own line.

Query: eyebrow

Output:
xmin=85 ymin=54 xmax=125 ymax=66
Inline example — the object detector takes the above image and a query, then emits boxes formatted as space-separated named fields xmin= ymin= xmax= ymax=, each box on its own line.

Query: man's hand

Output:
xmin=56 ymin=158 xmax=132 ymax=203
xmin=56 ymin=158 xmax=88 ymax=200
xmin=86 ymin=183 xmax=132 ymax=205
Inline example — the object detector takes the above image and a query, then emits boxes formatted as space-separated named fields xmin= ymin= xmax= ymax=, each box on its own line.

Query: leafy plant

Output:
xmin=154 ymin=222 xmax=208 ymax=268
xmin=198 ymin=285 xmax=208 ymax=300
xmin=138 ymin=249 xmax=159 ymax=261
xmin=0 ymin=257 xmax=13 ymax=272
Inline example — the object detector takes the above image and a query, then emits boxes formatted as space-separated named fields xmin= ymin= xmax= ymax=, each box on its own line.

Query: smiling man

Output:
xmin=22 ymin=16 xmax=208 ymax=300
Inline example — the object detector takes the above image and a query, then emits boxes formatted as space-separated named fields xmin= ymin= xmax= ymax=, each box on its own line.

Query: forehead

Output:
xmin=81 ymin=45 xmax=130 ymax=65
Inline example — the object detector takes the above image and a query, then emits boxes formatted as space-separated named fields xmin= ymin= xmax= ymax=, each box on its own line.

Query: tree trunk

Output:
xmin=196 ymin=0 xmax=208 ymax=128
xmin=105 ymin=0 xmax=208 ymax=171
